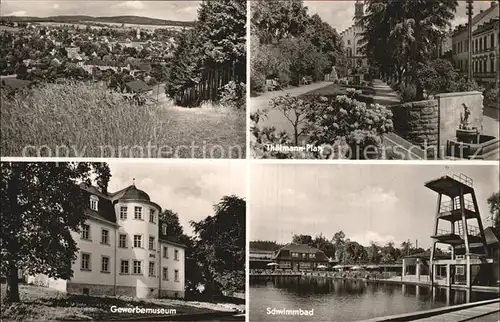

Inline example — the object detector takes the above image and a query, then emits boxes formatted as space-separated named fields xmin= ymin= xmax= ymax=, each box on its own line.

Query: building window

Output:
xmin=491 ymin=58 xmax=495 ymax=73
xmin=491 ymin=34 xmax=495 ymax=49
xmin=90 ymin=195 xmax=98 ymax=211
xmin=81 ymin=253 xmax=91 ymax=270
xmin=119 ymin=234 xmax=127 ymax=248
xmin=174 ymin=249 xmax=179 ymax=261
xmin=310 ymin=253 xmax=316 ymax=259
xmin=81 ymin=224 xmax=90 ymax=240
xmin=134 ymin=206 xmax=142 ymax=220
xmin=347 ymin=40 xmax=351 ymax=45
xmin=133 ymin=235 xmax=142 ymax=248
xmin=148 ymin=261 xmax=155 ymax=277
xmin=101 ymin=229 xmax=109 ymax=244
xmin=174 ymin=269 xmax=179 ymax=282
xmin=149 ymin=236 xmax=155 ymax=250
xmin=120 ymin=260 xmax=129 ymax=274
xmin=101 ymin=256 xmax=110 ymax=273
xmin=291 ymin=252 xmax=299 ymax=258
xmin=120 ymin=206 xmax=127 ymax=220
xmin=162 ymin=224 xmax=167 ymax=235
xmin=133 ymin=260 xmax=142 ymax=274
xmin=456 ymin=265 xmax=465 ymax=275
xmin=483 ymin=60 xmax=487 ymax=73
xmin=163 ymin=267 xmax=169 ymax=280
xmin=149 ymin=209 xmax=155 ymax=223
xmin=163 ymin=246 xmax=168 ymax=258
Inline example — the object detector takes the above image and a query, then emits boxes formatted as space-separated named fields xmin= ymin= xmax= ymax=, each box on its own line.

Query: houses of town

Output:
xmin=27 ymin=182 xmax=186 ymax=299
xmin=0 ymin=21 xmax=180 ymax=98
xmin=451 ymin=1 xmax=499 ymax=87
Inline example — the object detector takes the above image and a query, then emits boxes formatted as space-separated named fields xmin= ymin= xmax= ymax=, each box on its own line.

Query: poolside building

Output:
xmin=273 ymin=244 xmax=329 ymax=271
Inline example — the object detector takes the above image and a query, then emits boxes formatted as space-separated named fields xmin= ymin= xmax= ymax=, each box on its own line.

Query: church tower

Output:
xmin=354 ymin=0 xmax=365 ymax=21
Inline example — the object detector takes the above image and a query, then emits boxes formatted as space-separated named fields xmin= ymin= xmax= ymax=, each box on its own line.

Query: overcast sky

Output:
xmin=250 ymin=164 xmax=499 ymax=249
xmin=306 ymin=0 xmax=496 ymax=33
xmin=106 ymin=161 xmax=245 ymax=236
xmin=1 ymin=1 xmax=200 ymax=21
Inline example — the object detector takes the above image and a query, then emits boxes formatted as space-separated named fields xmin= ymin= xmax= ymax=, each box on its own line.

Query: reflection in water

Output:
xmin=250 ymin=276 xmax=499 ymax=321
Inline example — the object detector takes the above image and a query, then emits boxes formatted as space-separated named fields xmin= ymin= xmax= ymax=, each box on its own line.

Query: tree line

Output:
xmin=250 ymin=0 xmax=345 ymax=93
xmin=359 ymin=0 xmax=478 ymax=102
xmin=164 ymin=0 xmax=246 ymax=105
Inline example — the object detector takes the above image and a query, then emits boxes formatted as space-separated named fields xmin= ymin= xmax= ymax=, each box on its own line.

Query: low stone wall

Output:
xmin=390 ymin=100 xmax=439 ymax=157
xmin=436 ymin=91 xmax=483 ymax=150
xmin=160 ymin=289 xmax=185 ymax=299
xmin=67 ymin=282 xmax=115 ymax=296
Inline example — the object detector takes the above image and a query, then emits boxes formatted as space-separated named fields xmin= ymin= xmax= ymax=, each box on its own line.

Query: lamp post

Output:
xmin=466 ymin=0 xmax=473 ymax=81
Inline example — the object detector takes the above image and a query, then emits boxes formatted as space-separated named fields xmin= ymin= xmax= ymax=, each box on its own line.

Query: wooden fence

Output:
xmin=174 ymin=62 xmax=244 ymax=107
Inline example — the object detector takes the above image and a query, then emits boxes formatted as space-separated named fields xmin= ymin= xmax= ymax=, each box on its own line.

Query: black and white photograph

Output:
xmin=0 ymin=0 xmax=246 ymax=159
xmin=249 ymin=163 xmax=499 ymax=321
xmin=250 ymin=0 xmax=499 ymax=160
xmin=0 ymin=161 xmax=246 ymax=321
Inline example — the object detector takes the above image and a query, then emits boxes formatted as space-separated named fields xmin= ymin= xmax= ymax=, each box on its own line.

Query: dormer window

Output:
xmin=90 ymin=195 xmax=98 ymax=211
xmin=162 ymin=223 xmax=167 ymax=235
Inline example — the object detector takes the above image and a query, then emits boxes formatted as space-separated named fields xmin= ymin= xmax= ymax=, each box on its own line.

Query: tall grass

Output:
xmin=1 ymin=83 xmax=245 ymax=158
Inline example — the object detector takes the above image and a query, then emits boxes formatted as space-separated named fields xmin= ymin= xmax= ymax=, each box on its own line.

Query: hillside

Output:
xmin=1 ymin=15 xmax=195 ymax=27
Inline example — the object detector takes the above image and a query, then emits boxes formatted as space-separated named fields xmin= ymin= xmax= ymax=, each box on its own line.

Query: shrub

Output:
xmin=219 ymin=81 xmax=246 ymax=110
xmin=483 ymin=88 xmax=499 ymax=107
xmin=396 ymin=83 xmax=417 ymax=103
xmin=306 ymin=95 xmax=394 ymax=159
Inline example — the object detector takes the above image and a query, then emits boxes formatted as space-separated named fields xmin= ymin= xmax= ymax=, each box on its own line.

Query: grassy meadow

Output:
xmin=0 ymin=83 xmax=245 ymax=158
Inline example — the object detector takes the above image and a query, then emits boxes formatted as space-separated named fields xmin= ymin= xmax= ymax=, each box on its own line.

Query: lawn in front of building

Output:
xmin=0 ymin=284 xmax=243 ymax=321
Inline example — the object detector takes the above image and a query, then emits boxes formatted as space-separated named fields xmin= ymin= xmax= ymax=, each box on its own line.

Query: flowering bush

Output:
xmin=483 ymin=88 xmax=499 ymax=108
xmin=306 ymin=95 xmax=394 ymax=159
xmin=219 ymin=81 xmax=246 ymax=109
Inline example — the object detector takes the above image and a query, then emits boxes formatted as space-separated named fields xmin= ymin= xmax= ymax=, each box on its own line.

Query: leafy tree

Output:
xmin=249 ymin=240 xmax=284 ymax=251
xmin=487 ymin=192 xmax=500 ymax=230
xmin=190 ymin=195 xmax=245 ymax=295
xmin=0 ymin=162 xmax=111 ymax=303
xmin=304 ymin=14 xmax=344 ymax=71
xmin=312 ymin=234 xmax=335 ymax=259
xmin=268 ymin=94 xmax=312 ymax=146
xmin=360 ymin=0 xmax=459 ymax=100
xmin=164 ymin=28 xmax=203 ymax=100
xmin=367 ymin=242 xmax=381 ymax=264
xmin=292 ymin=234 xmax=313 ymax=245
xmin=197 ymin=0 xmax=246 ymax=67
xmin=344 ymin=240 xmax=368 ymax=264
xmin=332 ymin=230 xmax=346 ymax=263
xmin=251 ymin=0 xmax=309 ymax=44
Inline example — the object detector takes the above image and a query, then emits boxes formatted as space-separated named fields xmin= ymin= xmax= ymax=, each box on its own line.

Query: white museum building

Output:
xmin=27 ymin=182 xmax=186 ymax=299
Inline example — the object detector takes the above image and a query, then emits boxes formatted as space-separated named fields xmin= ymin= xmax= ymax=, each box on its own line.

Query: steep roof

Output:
xmin=80 ymin=184 xmax=117 ymax=224
xmin=274 ymin=243 xmax=329 ymax=262
xmin=280 ymin=243 xmax=323 ymax=254
xmin=109 ymin=184 xmax=151 ymax=202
